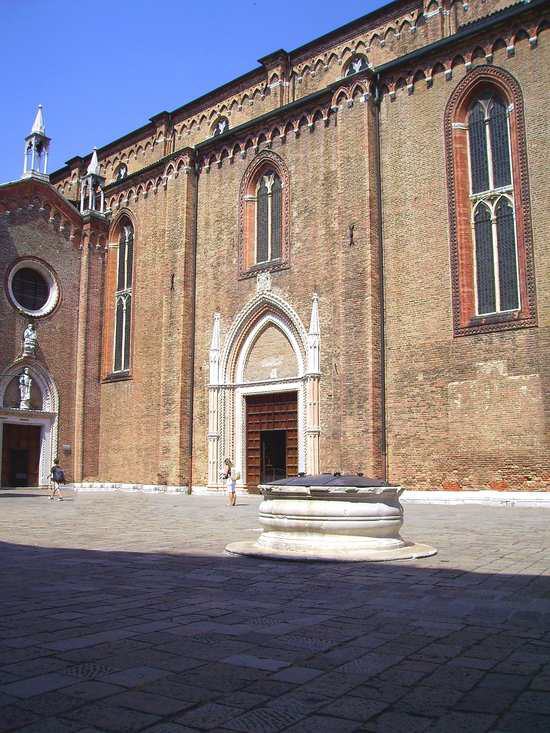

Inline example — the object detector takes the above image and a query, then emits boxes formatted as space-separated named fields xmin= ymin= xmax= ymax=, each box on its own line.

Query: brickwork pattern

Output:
xmin=380 ymin=39 xmax=550 ymax=489
xmin=0 ymin=1 xmax=548 ymax=491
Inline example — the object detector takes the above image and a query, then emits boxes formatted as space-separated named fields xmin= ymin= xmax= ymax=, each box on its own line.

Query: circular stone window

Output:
xmin=7 ymin=259 xmax=59 ymax=317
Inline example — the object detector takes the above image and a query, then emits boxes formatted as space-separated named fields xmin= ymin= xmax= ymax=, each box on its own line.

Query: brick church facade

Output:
xmin=1 ymin=0 xmax=548 ymax=492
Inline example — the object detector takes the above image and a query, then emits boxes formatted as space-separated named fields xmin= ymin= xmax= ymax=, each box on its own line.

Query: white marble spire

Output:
xmin=87 ymin=147 xmax=100 ymax=176
xmin=209 ymin=313 xmax=221 ymax=385
xmin=31 ymin=105 xmax=45 ymax=135
xmin=307 ymin=293 xmax=320 ymax=374
xmin=23 ymin=105 xmax=50 ymax=178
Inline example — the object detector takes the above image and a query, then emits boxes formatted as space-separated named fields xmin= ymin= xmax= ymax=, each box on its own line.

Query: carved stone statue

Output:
xmin=22 ymin=323 xmax=37 ymax=356
xmin=19 ymin=368 xmax=32 ymax=410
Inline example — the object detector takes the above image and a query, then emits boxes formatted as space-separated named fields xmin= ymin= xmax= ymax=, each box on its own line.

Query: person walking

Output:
xmin=48 ymin=458 xmax=65 ymax=501
xmin=222 ymin=458 xmax=237 ymax=506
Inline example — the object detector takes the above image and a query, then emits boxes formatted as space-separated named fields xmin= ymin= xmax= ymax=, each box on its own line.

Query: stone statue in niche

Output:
xmin=19 ymin=368 xmax=32 ymax=410
xmin=22 ymin=323 xmax=38 ymax=356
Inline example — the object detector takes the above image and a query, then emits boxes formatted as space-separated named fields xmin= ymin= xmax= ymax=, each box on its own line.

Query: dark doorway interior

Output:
xmin=245 ymin=391 xmax=298 ymax=491
xmin=261 ymin=430 xmax=286 ymax=484
xmin=1 ymin=424 xmax=41 ymax=488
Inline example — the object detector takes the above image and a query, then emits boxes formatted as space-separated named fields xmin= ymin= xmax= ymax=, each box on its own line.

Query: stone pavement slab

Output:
xmin=0 ymin=490 xmax=549 ymax=732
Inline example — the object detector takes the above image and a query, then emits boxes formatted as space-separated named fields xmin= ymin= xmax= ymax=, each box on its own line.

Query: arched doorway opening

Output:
xmin=207 ymin=286 xmax=320 ymax=491
xmin=0 ymin=362 xmax=59 ymax=487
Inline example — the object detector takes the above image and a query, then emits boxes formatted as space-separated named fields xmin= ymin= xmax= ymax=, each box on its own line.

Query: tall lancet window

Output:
xmin=468 ymin=95 xmax=518 ymax=315
xmin=114 ymin=223 xmax=133 ymax=372
xmin=256 ymin=171 xmax=282 ymax=263
xmin=239 ymin=151 xmax=289 ymax=278
xmin=445 ymin=67 xmax=537 ymax=337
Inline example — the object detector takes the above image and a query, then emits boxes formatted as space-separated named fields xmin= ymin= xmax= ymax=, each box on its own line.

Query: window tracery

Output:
xmin=445 ymin=66 xmax=537 ymax=336
xmin=467 ymin=94 xmax=518 ymax=316
xmin=256 ymin=171 xmax=282 ymax=263
xmin=239 ymin=152 xmax=289 ymax=279
xmin=113 ymin=223 xmax=133 ymax=372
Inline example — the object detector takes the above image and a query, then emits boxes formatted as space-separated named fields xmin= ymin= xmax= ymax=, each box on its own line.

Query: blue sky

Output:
xmin=0 ymin=0 xmax=383 ymax=182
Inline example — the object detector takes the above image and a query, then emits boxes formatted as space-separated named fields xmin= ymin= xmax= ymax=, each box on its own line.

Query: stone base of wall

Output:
xmin=71 ymin=484 xmax=550 ymax=506
xmin=74 ymin=483 xmax=189 ymax=494
xmin=191 ymin=485 xmax=252 ymax=495
xmin=403 ymin=490 xmax=550 ymax=508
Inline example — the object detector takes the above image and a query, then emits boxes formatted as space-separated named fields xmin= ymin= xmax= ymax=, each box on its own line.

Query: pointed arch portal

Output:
xmin=207 ymin=288 xmax=320 ymax=490
xmin=0 ymin=361 xmax=59 ymax=487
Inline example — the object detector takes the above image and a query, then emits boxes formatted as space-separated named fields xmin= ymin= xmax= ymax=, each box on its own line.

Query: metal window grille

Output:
xmin=468 ymin=95 xmax=519 ymax=316
xmin=474 ymin=203 xmax=496 ymax=315
xmin=468 ymin=102 xmax=489 ymax=194
xmin=113 ymin=225 xmax=133 ymax=372
xmin=256 ymin=179 xmax=269 ymax=263
xmin=489 ymin=97 xmax=512 ymax=189
xmin=495 ymin=198 xmax=519 ymax=311
xmin=271 ymin=176 xmax=282 ymax=259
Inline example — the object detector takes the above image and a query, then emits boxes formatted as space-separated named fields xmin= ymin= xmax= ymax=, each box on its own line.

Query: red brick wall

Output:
xmin=0 ymin=206 xmax=81 ymax=481
xmin=379 ymin=36 xmax=550 ymax=489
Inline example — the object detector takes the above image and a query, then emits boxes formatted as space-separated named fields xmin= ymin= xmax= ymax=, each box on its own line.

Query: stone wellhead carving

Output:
xmin=226 ymin=473 xmax=437 ymax=562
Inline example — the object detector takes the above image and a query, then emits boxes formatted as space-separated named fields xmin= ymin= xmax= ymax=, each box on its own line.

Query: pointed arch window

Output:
xmin=113 ymin=224 xmax=133 ymax=372
xmin=467 ymin=94 xmax=519 ymax=316
xmin=239 ymin=152 xmax=290 ymax=278
xmin=445 ymin=67 xmax=537 ymax=336
xmin=256 ymin=171 xmax=282 ymax=264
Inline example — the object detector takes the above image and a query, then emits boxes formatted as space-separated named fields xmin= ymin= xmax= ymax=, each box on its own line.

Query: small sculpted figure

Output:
xmin=19 ymin=368 xmax=32 ymax=409
xmin=23 ymin=323 xmax=37 ymax=356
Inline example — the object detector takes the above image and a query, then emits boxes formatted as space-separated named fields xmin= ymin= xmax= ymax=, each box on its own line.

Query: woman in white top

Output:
xmin=222 ymin=458 xmax=237 ymax=506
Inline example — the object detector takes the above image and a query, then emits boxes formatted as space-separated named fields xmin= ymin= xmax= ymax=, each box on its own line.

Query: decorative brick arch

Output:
xmin=238 ymin=150 xmax=290 ymax=279
xmin=444 ymin=65 xmax=537 ymax=336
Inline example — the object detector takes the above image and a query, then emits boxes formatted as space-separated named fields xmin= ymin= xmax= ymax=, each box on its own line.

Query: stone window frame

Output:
xmin=102 ymin=211 xmax=136 ymax=382
xmin=113 ymin=223 xmax=133 ymax=373
xmin=238 ymin=150 xmax=290 ymax=280
xmin=445 ymin=65 xmax=537 ymax=337
xmin=5 ymin=256 xmax=61 ymax=318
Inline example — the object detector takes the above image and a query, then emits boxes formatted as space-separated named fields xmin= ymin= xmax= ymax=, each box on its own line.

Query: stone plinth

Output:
xmin=226 ymin=474 xmax=437 ymax=562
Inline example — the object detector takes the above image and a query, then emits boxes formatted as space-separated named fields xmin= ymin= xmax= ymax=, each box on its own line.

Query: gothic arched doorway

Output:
xmin=0 ymin=362 xmax=59 ymax=487
xmin=207 ymin=285 xmax=320 ymax=491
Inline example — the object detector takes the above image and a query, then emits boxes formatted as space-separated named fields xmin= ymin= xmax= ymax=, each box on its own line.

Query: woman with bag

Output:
xmin=48 ymin=458 xmax=65 ymax=501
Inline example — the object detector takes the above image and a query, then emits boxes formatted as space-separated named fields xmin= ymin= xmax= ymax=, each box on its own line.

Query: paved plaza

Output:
xmin=0 ymin=490 xmax=549 ymax=733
